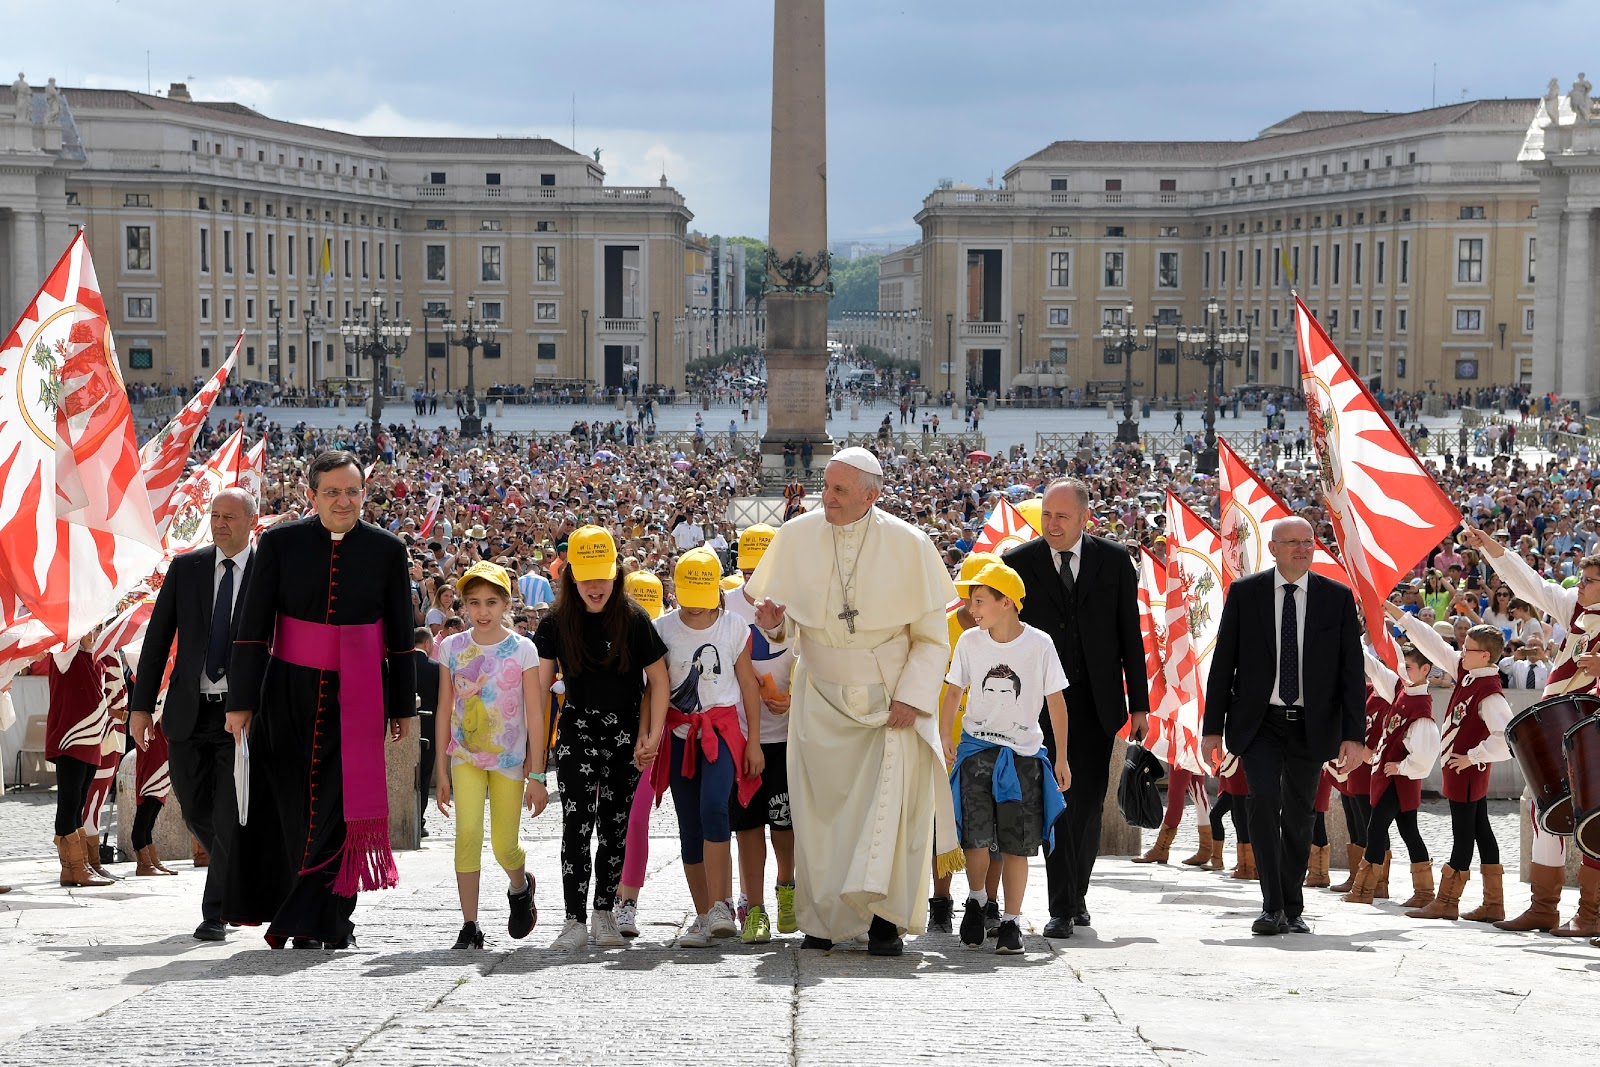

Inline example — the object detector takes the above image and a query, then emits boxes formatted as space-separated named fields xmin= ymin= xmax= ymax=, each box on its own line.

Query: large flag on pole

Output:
xmin=1153 ymin=491 xmax=1224 ymax=774
xmin=0 ymin=231 xmax=162 ymax=644
xmin=1135 ymin=546 xmax=1186 ymax=765
xmin=140 ymin=334 xmax=239 ymax=537
xmin=320 ymin=238 xmax=335 ymax=291
xmin=1216 ymin=435 xmax=1348 ymax=590
xmin=971 ymin=497 xmax=1038 ymax=557
xmin=1295 ymin=295 xmax=1457 ymax=667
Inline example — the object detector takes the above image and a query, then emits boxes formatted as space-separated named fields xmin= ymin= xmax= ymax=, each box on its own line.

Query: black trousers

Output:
xmin=554 ymin=710 xmax=639 ymax=921
xmin=1448 ymin=798 xmax=1499 ymax=870
xmin=1365 ymin=784 xmax=1428 ymax=865
xmin=1240 ymin=712 xmax=1320 ymax=917
xmin=1209 ymin=793 xmax=1251 ymax=843
xmin=1341 ymin=793 xmax=1372 ymax=849
xmin=1041 ymin=697 xmax=1115 ymax=919
xmin=169 ymin=700 xmax=240 ymax=923
xmin=53 ymin=756 xmax=96 ymax=837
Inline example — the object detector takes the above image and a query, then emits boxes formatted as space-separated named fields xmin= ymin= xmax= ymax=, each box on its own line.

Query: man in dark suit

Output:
xmin=129 ymin=487 xmax=257 ymax=941
xmin=1004 ymin=478 xmax=1148 ymax=939
xmin=1203 ymin=516 xmax=1365 ymax=935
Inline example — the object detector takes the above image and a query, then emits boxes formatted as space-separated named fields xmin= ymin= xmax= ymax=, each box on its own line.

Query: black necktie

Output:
xmin=206 ymin=558 xmax=235 ymax=683
xmin=1280 ymin=583 xmax=1300 ymax=705
xmin=1527 ymin=663 xmax=1537 ymax=689
xmin=1059 ymin=549 xmax=1076 ymax=597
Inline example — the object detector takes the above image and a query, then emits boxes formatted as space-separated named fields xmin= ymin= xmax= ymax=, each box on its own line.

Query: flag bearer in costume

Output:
xmin=46 ymin=636 xmax=120 ymax=888
xmin=225 ymin=450 xmax=418 ymax=950
xmin=1461 ymin=527 xmax=1600 ymax=937
xmin=747 ymin=447 xmax=959 ymax=957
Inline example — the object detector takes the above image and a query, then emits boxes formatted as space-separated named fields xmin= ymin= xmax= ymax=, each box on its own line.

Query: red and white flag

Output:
xmin=419 ymin=486 xmax=445 ymax=540
xmin=0 ymin=231 xmax=162 ymax=644
xmin=242 ymin=435 xmax=267 ymax=505
xmin=1135 ymin=546 xmax=1184 ymax=757
xmin=1216 ymin=435 xmax=1349 ymax=591
xmin=140 ymin=336 xmax=238 ymax=537
xmin=1296 ymin=295 xmax=1457 ymax=667
xmin=1153 ymin=491 xmax=1224 ymax=774
xmin=971 ymin=497 xmax=1038 ymax=556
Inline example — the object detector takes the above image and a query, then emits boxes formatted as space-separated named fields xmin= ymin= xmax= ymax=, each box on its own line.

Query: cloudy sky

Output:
xmin=8 ymin=0 xmax=1593 ymax=244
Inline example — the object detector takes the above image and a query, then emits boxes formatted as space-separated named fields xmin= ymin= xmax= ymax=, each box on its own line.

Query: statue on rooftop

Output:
xmin=13 ymin=72 xmax=30 ymax=121
xmin=1571 ymin=72 xmax=1593 ymax=123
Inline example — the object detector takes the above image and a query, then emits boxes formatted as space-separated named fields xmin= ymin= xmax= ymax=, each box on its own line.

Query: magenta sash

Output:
xmin=272 ymin=615 xmax=398 ymax=897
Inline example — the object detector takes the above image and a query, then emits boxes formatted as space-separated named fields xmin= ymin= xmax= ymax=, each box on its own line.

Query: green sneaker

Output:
xmin=775 ymin=883 xmax=797 ymax=934
xmin=741 ymin=904 xmax=772 ymax=944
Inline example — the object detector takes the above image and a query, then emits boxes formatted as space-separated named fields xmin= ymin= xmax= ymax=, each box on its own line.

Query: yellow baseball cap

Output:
xmin=721 ymin=573 xmax=745 ymax=592
xmin=957 ymin=551 xmax=1001 ymax=583
xmin=623 ymin=570 xmax=664 ymax=619
xmin=954 ymin=561 xmax=1026 ymax=609
xmin=567 ymin=525 xmax=618 ymax=582
xmin=738 ymin=524 xmax=777 ymax=570
xmin=457 ymin=560 xmax=513 ymax=599
xmin=674 ymin=547 xmax=724 ymax=610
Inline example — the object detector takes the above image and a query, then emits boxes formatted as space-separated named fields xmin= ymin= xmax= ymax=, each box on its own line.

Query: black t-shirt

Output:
xmin=534 ymin=605 xmax=666 ymax=716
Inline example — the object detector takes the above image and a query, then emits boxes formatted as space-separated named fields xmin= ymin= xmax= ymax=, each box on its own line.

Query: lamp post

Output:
xmin=945 ymin=311 xmax=954 ymax=402
xmin=651 ymin=309 xmax=660 ymax=395
xmin=1176 ymin=297 xmax=1249 ymax=474
xmin=1098 ymin=300 xmax=1157 ymax=444
xmin=339 ymin=293 xmax=411 ymax=443
xmin=580 ymin=308 xmax=590 ymax=391
xmin=442 ymin=296 xmax=498 ymax=438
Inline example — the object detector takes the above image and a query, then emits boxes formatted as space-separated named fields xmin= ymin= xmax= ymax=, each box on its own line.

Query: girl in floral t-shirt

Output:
xmin=435 ymin=562 xmax=548 ymax=950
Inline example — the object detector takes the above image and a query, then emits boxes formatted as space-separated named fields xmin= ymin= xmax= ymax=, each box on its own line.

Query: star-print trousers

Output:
xmin=554 ymin=708 xmax=641 ymax=921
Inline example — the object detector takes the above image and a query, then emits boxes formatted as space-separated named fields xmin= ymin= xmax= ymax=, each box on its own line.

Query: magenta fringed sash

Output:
xmin=272 ymin=616 xmax=398 ymax=897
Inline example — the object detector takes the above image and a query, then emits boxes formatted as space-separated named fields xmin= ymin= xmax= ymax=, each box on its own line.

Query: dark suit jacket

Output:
xmin=1004 ymin=533 xmax=1149 ymax=736
xmin=130 ymin=545 xmax=255 ymax=743
xmin=1202 ymin=568 xmax=1364 ymax=762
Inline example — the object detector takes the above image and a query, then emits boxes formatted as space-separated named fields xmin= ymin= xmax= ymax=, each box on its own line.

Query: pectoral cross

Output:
xmin=838 ymin=603 xmax=859 ymax=634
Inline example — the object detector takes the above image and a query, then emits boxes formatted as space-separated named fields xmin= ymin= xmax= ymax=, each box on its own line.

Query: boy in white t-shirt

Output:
xmin=940 ymin=562 xmax=1070 ymax=955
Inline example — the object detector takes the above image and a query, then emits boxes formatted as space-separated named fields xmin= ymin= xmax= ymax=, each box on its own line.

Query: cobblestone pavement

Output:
xmin=2 ymin=786 xmax=1591 ymax=1066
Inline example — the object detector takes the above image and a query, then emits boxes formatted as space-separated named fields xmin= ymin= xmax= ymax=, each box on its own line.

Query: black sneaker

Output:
xmin=452 ymin=921 xmax=485 ymax=950
xmin=508 ymin=877 xmax=537 ymax=940
xmin=994 ymin=919 xmax=1024 ymax=955
xmin=983 ymin=899 xmax=1001 ymax=935
xmin=927 ymin=896 xmax=954 ymax=933
xmin=959 ymin=899 xmax=986 ymax=947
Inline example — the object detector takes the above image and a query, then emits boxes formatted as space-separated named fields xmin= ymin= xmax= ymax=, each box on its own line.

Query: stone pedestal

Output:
xmin=387 ymin=729 xmax=421 ymax=852
xmin=115 ymin=760 xmax=193 ymax=862
xmin=1100 ymin=738 xmax=1141 ymax=856
xmin=1517 ymin=788 xmax=1587 ymax=888
xmin=1326 ymin=796 xmax=1353 ymax=869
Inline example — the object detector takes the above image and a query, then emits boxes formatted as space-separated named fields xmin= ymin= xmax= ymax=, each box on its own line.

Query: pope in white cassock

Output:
xmin=747 ymin=447 xmax=959 ymax=955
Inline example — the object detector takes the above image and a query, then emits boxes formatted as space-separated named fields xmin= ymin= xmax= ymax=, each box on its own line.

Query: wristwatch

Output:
xmin=528 ymin=772 xmax=547 ymax=784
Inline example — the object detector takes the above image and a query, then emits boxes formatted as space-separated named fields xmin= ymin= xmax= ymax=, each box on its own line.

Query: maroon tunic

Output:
xmin=1218 ymin=753 xmax=1249 ymax=797
xmin=45 ymin=650 xmax=114 ymax=766
xmin=1439 ymin=672 xmax=1501 ymax=803
xmin=1369 ymin=690 xmax=1435 ymax=811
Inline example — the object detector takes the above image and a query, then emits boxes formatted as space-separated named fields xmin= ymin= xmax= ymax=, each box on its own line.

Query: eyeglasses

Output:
xmin=1580 ymin=575 xmax=1600 ymax=588
xmin=317 ymin=488 xmax=364 ymax=500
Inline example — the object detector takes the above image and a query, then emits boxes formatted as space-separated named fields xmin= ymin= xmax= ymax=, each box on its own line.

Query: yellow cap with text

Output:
xmin=675 ymin=548 xmax=724 ymax=610
xmin=623 ymin=570 xmax=664 ymax=619
xmin=567 ymin=525 xmax=618 ymax=583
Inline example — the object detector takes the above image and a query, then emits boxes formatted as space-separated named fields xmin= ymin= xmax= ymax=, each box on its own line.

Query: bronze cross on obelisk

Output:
xmin=838 ymin=604 xmax=859 ymax=634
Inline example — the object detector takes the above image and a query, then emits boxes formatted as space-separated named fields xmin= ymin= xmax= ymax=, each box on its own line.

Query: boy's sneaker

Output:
xmin=983 ymin=899 xmax=1001 ymax=935
xmin=708 ymin=900 xmax=739 ymax=937
xmin=551 ymin=918 xmax=588 ymax=951
xmin=451 ymin=920 xmax=484 ymax=950
xmin=928 ymin=896 xmax=954 ymax=933
xmin=736 ymin=892 xmax=750 ymax=926
xmin=507 ymin=878 xmax=536 ymax=940
xmin=775 ymin=884 xmax=798 ymax=934
xmin=615 ymin=900 xmax=640 ymax=939
xmin=679 ymin=913 xmax=713 ymax=948
xmin=589 ymin=909 xmax=625 ymax=947
xmin=959 ymin=899 xmax=987 ymax=947
xmin=994 ymin=919 xmax=1024 ymax=955
xmin=741 ymin=904 xmax=772 ymax=944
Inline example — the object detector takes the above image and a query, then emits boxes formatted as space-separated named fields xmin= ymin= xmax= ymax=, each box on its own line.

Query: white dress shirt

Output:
xmin=1269 ymin=569 xmax=1309 ymax=707
xmin=199 ymin=545 xmax=252 ymax=696
xmin=1052 ymin=536 xmax=1083 ymax=585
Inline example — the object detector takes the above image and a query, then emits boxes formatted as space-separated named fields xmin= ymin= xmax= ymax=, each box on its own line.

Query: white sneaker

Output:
xmin=679 ymin=913 xmax=713 ymax=948
xmin=615 ymin=901 xmax=640 ymax=938
xmin=551 ymin=918 xmax=588 ymax=951
xmin=708 ymin=900 xmax=738 ymax=937
xmin=590 ymin=909 xmax=625 ymax=947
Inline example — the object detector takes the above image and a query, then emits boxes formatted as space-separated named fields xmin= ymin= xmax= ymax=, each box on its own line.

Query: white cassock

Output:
xmin=746 ymin=506 xmax=957 ymax=938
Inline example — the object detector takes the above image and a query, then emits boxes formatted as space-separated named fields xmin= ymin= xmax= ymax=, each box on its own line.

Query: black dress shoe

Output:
xmin=1042 ymin=916 xmax=1075 ymax=939
xmin=1074 ymin=907 xmax=1092 ymax=927
xmin=290 ymin=937 xmax=324 ymax=950
xmin=192 ymin=919 xmax=227 ymax=942
xmin=1283 ymin=914 xmax=1311 ymax=934
xmin=867 ymin=916 xmax=903 ymax=957
xmin=1251 ymin=910 xmax=1285 ymax=936
xmin=800 ymin=934 xmax=834 ymax=951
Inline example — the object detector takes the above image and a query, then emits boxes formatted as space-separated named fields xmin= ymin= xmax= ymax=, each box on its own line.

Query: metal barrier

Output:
xmin=1034 ymin=430 xmax=1191 ymax=457
xmin=844 ymin=431 xmax=986 ymax=456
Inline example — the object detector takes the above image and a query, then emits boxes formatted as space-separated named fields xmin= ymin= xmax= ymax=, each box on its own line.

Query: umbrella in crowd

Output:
xmin=966 ymin=450 xmax=991 ymax=464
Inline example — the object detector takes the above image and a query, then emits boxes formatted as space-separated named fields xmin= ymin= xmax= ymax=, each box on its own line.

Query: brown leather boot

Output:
xmin=1407 ymin=865 xmax=1469 ymax=920
xmin=135 ymin=845 xmax=179 ymax=877
xmin=1133 ymin=824 xmax=1178 ymax=864
xmin=1552 ymin=863 xmax=1600 ymax=937
xmin=78 ymin=829 xmax=120 ymax=882
xmin=1401 ymin=863 xmax=1436 ymax=910
xmin=1329 ymin=844 xmax=1363 ymax=893
xmin=55 ymin=834 xmax=112 ymax=888
xmin=1205 ymin=836 xmax=1225 ymax=871
xmin=1461 ymin=863 xmax=1505 ymax=923
xmin=1374 ymin=850 xmax=1393 ymax=900
xmin=192 ymin=838 xmax=210 ymax=868
xmin=1496 ymin=862 xmax=1564 ymax=932
xmin=1341 ymin=859 xmax=1380 ymax=904
xmin=1303 ymin=844 xmax=1331 ymax=888
xmin=1182 ymin=825 xmax=1215 ymax=867
xmin=1230 ymin=842 xmax=1256 ymax=880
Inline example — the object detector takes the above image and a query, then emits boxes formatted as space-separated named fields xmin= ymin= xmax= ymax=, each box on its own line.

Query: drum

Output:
xmin=1564 ymin=713 xmax=1600 ymax=861
xmin=1506 ymin=694 xmax=1600 ymax=835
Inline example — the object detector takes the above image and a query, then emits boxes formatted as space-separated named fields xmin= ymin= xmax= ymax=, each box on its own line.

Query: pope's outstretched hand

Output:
xmin=754 ymin=597 xmax=786 ymax=632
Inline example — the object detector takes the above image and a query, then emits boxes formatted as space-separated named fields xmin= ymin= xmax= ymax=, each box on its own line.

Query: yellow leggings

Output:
xmin=451 ymin=763 xmax=528 ymax=875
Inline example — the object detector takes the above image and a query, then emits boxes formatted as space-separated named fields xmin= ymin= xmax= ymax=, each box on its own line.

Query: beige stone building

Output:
xmin=32 ymin=82 xmax=691 ymax=394
xmin=912 ymin=101 xmax=1541 ymax=400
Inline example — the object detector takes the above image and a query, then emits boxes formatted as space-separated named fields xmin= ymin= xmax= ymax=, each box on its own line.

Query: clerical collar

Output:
xmin=319 ymin=523 xmax=352 ymax=542
xmin=834 ymin=510 xmax=872 ymax=536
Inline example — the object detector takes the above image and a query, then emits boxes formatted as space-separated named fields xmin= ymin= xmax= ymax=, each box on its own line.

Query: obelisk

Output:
xmin=760 ymin=0 xmax=833 ymax=487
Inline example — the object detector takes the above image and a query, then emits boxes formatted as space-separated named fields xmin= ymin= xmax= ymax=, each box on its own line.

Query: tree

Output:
xmin=828 ymin=255 xmax=879 ymax=317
